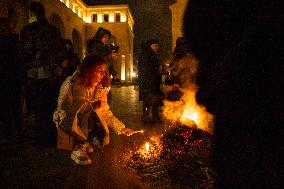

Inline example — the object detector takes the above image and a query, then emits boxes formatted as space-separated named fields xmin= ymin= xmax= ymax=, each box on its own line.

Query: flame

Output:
xmin=162 ymin=85 xmax=214 ymax=133
xmin=161 ymin=54 xmax=214 ymax=133
xmin=138 ymin=137 xmax=162 ymax=160
xmin=181 ymin=112 xmax=198 ymax=125
xmin=145 ymin=142 xmax=149 ymax=151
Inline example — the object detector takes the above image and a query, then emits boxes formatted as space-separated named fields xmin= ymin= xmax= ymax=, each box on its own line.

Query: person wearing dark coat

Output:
xmin=19 ymin=2 xmax=65 ymax=147
xmin=0 ymin=17 xmax=23 ymax=143
xmin=61 ymin=39 xmax=80 ymax=80
xmin=183 ymin=0 xmax=282 ymax=188
xmin=138 ymin=39 xmax=163 ymax=123
xmin=87 ymin=27 xmax=111 ymax=57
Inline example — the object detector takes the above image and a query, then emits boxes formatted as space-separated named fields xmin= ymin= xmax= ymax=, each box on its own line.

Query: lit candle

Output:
xmin=145 ymin=142 xmax=149 ymax=152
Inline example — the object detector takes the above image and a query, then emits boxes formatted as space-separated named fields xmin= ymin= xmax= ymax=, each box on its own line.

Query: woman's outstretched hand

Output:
xmin=120 ymin=128 xmax=134 ymax=136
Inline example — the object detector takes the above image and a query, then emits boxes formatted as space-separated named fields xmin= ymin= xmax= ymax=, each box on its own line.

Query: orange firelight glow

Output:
xmin=145 ymin=142 xmax=149 ymax=151
xmin=181 ymin=112 xmax=198 ymax=125
xmin=162 ymin=84 xmax=214 ymax=133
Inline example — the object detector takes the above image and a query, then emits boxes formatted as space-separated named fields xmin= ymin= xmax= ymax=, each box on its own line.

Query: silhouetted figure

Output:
xmin=165 ymin=37 xmax=197 ymax=101
xmin=184 ymin=0 xmax=283 ymax=188
xmin=0 ymin=17 xmax=23 ymax=143
xmin=61 ymin=39 xmax=80 ymax=80
xmin=19 ymin=2 xmax=65 ymax=147
xmin=138 ymin=39 xmax=163 ymax=123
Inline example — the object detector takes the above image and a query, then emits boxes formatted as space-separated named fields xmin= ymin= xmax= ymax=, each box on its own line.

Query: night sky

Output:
xmin=83 ymin=0 xmax=176 ymax=61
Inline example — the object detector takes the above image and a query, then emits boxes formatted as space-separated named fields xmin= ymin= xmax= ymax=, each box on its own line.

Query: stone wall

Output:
xmin=2 ymin=0 xmax=134 ymax=81
xmin=169 ymin=0 xmax=189 ymax=49
xmin=41 ymin=0 xmax=86 ymax=60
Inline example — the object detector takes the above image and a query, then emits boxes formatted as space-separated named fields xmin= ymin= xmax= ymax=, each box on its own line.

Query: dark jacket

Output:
xmin=62 ymin=51 xmax=80 ymax=78
xmin=87 ymin=27 xmax=111 ymax=57
xmin=87 ymin=38 xmax=110 ymax=57
xmin=138 ymin=41 xmax=162 ymax=101
xmin=0 ymin=33 xmax=22 ymax=94
xmin=19 ymin=20 xmax=64 ymax=79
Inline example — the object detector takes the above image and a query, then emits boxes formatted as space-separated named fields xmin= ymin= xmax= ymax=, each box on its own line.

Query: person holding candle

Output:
xmin=53 ymin=54 xmax=134 ymax=165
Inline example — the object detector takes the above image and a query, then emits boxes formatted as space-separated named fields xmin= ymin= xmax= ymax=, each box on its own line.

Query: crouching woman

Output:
xmin=53 ymin=54 xmax=133 ymax=165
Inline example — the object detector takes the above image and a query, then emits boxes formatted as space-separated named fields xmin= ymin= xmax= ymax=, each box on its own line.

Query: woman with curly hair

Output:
xmin=54 ymin=54 xmax=133 ymax=165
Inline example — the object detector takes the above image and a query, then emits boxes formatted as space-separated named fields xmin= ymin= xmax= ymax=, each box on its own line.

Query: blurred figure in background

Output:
xmin=19 ymin=1 xmax=65 ymax=147
xmin=109 ymin=44 xmax=120 ymax=84
xmin=87 ymin=27 xmax=111 ymax=58
xmin=61 ymin=39 xmax=80 ymax=81
xmin=164 ymin=37 xmax=197 ymax=101
xmin=0 ymin=17 xmax=23 ymax=144
xmin=138 ymin=39 xmax=164 ymax=123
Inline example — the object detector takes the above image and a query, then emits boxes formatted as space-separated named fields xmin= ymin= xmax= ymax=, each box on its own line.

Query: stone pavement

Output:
xmin=0 ymin=86 xmax=163 ymax=189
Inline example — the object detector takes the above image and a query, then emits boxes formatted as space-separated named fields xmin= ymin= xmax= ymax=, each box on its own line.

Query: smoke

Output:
xmin=161 ymin=54 xmax=214 ymax=134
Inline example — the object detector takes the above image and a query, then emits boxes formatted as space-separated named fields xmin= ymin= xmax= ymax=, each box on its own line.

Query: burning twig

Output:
xmin=132 ymin=130 xmax=144 ymax=134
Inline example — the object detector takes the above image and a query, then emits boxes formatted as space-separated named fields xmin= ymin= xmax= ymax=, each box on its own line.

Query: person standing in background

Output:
xmin=0 ymin=17 xmax=23 ymax=144
xmin=19 ymin=1 xmax=65 ymax=147
xmin=61 ymin=39 xmax=80 ymax=81
xmin=138 ymin=39 xmax=164 ymax=123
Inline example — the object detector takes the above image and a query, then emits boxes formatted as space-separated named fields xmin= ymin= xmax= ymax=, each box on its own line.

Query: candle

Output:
xmin=145 ymin=142 xmax=150 ymax=151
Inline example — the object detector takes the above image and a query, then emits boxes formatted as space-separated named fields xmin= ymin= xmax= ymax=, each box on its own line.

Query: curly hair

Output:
xmin=76 ymin=54 xmax=107 ymax=87
xmin=100 ymin=71 xmax=111 ymax=87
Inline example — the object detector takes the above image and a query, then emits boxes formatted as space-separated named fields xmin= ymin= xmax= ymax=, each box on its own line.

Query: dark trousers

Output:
xmin=25 ymin=78 xmax=60 ymax=146
xmin=142 ymin=89 xmax=164 ymax=119
xmin=0 ymin=85 xmax=23 ymax=140
xmin=87 ymin=112 xmax=106 ymax=146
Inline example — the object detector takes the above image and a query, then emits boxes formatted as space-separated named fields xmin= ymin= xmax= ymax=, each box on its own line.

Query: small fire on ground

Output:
xmin=162 ymin=84 xmax=214 ymax=134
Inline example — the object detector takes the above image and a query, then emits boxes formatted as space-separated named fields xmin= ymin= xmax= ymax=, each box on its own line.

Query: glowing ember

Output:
xmin=132 ymin=130 xmax=144 ymax=134
xmin=145 ymin=142 xmax=150 ymax=151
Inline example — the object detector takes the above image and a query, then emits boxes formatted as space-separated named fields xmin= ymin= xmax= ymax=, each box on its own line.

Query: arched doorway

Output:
xmin=49 ymin=13 xmax=65 ymax=38
xmin=72 ymin=28 xmax=82 ymax=60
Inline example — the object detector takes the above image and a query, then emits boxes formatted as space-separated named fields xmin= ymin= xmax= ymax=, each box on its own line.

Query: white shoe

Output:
xmin=82 ymin=142 xmax=94 ymax=153
xmin=71 ymin=148 xmax=92 ymax=165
